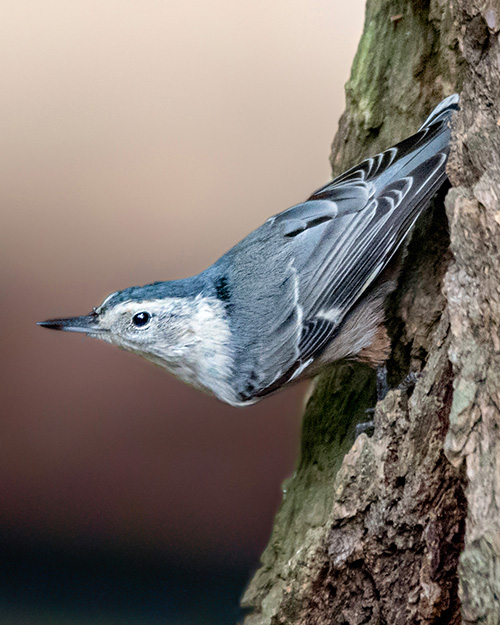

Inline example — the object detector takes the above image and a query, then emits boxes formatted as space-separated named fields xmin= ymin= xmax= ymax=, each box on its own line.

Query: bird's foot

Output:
xmin=397 ymin=370 xmax=420 ymax=392
xmin=356 ymin=366 xmax=419 ymax=438
xmin=355 ymin=419 xmax=375 ymax=437
xmin=376 ymin=364 xmax=389 ymax=401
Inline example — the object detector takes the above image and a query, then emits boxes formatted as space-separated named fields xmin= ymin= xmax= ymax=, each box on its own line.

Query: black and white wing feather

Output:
xmin=218 ymin=95 xmax=458 ymax=403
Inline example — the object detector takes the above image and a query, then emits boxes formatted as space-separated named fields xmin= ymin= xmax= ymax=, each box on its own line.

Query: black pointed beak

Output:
xmin=37 ymin=312 xmax=100 ymax=334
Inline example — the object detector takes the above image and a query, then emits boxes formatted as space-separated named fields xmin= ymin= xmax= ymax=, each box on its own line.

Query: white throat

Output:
xmin=155 ymin=296 xmax=241 ymax=405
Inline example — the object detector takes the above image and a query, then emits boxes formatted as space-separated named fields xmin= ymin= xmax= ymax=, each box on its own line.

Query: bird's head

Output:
xmin=38 ymin=285 xmax=200 ymax=368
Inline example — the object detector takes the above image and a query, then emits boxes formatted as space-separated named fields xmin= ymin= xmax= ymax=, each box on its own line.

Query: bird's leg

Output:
xmin=376 ymin=364 xmax=389 ymax=401
xmin=355 ymin=365 xmax=388 ymax=438
xmin=356 ymin=366 xmax=420 ymax=438
xmin=397 ymin=370 xmax=419 ymax=392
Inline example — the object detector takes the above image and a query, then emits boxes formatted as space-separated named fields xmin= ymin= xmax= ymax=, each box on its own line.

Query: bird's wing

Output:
xmin=292 ymin=154 xmax=447 ymax=371
xmin=230 ymin=98 xmax=457 ymax=401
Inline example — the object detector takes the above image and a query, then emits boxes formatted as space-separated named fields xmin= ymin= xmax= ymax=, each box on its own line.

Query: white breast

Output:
xmin=187 ymin=296 xmax=249 ymax=406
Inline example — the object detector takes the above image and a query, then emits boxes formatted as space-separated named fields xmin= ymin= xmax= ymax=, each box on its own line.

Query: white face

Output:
xmin=94 ymin=297 xmax=198 ymax=366
xmin=93 ymin=294 xmax=237 ymax=402
xmin=40 ymin=291 xmax=239 ymax=404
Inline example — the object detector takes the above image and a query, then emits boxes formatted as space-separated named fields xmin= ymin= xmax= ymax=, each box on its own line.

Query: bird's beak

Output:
xmin=37 ymin=312 xmax=101 ymax=334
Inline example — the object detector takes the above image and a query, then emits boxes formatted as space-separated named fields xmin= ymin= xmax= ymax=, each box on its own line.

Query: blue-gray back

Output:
xmin=206 ymin=94 xmax=458 ymax=401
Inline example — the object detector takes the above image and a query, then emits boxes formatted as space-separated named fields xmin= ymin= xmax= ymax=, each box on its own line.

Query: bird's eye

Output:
xmin=132 ymin=311 xmax=151 ymax=327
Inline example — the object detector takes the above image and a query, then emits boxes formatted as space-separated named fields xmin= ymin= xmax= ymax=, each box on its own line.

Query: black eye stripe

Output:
xmin=132 ymin=311 xmax=151 ymax=327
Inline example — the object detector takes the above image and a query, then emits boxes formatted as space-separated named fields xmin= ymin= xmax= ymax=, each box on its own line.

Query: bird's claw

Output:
xmin=356 ymin=419 xmax=375 ymax=437
xmin=397 ymin=370 xmax=420 ymax=392
xmin=376 ymin=365 xmax=389 ymax=401
xmin=356 ymin=366 xmax=420 ymax=437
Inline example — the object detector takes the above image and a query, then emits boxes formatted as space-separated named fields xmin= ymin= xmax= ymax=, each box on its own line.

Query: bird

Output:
xmin=39 ymin=94 xmax=459 ymax=407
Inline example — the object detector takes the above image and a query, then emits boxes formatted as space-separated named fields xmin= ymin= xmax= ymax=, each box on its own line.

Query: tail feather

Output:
xmin=419 ymin=93 xmax=459 ymax=130
xmin=375 ymin=94 xmax=459 ymax=188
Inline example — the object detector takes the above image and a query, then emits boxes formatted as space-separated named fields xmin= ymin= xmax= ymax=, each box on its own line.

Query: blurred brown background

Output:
xmin=0 ymin=1 xmax=363 ymax=622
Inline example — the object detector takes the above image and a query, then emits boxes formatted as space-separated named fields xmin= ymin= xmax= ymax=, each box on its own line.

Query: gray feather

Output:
xmin=41 ymin=95 xmax=460 ymax=407
xmin=207 ymin=95 xmax=458 ymax=402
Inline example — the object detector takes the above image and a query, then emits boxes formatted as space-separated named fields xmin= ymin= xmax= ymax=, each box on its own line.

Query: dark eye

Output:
xmin=132 ymin=311 xmax=151 ymax=327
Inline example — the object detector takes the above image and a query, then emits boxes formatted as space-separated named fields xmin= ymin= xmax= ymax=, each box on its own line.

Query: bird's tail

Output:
xmin=311 ymin=94 xmax=460 ymax=197
xmin=370 ymin=93 xmax=459 ymax=189
xmin=419 ymin=93 xmax=459 ymax=130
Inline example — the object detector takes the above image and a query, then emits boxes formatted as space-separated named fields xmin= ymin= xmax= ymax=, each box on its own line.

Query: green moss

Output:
xmin=449 ymin=378 xmax=477 ymax=425
xmin=332 ymin=0 xmax=461 ymax=174
xmin=242 ymin=364 xmax=375 ymax=613
xmin=243 ymin=0 xmax=466 ymax=621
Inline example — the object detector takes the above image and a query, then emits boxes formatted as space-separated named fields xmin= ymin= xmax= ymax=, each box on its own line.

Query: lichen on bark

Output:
xmin=242 ymin=0 xmax=500 ymax=623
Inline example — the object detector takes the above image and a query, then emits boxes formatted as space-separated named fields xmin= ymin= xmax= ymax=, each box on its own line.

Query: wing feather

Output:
xmin=292 ymin=152 xmax=447 ymax=362
xmin=222 ymin=96 xmax=458 ymax=402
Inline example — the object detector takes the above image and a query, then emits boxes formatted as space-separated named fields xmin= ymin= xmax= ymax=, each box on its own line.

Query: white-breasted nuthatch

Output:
xmin=39 ymin=95 xmax=458 ymax=406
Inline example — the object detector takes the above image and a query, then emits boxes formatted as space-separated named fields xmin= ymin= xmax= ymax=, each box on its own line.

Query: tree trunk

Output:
xmin=242 ymin=1 xmax=500 ymax=623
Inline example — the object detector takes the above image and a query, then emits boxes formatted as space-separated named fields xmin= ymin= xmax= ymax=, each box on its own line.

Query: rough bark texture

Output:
xmin=242 ymin=1 xmax=500 ymax=623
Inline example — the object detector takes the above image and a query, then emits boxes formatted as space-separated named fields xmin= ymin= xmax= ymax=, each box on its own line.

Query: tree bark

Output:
xmin=242 ymin=1 xmax=500 ymax=623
